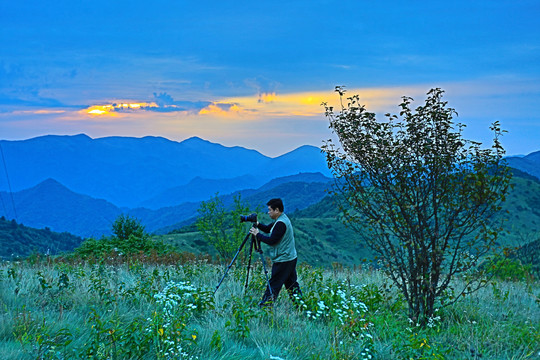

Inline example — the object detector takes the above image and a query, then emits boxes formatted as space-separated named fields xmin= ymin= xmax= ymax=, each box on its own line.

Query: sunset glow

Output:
xmin=72 ymin=86 xmax=440 ymax=124
xmin=84 ymin=102 xmax=159 ymax=116
xmin=88 ymin=108 xmax=109 ymax=115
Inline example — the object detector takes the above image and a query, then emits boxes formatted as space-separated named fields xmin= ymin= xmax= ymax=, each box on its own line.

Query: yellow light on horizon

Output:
xmin=88 ymin=109 xmax=107 ymax=115
xmin=83 ymin=102 xmax=159 ymax=117
xmin=86 ymin=104 xmax=115 ymax=116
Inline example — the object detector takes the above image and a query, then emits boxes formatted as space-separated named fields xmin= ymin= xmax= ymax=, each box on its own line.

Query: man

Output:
xmin=249 ymin=198 xmax=302 ymax=307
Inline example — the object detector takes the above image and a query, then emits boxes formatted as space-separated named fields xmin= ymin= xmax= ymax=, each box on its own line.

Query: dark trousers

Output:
xmin=261 ymin=257 xmax=302 ymax=303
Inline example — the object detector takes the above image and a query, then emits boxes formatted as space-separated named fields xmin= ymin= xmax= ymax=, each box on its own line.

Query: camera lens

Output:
xmin=240 ymin=213 xmax=257 ymax=223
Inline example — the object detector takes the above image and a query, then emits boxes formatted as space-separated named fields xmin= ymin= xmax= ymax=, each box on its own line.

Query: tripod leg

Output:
xmin=214 ymin=231 xmax=251 ymax=295
xmin=257 ymin=248 xmax=274 ymax=305
xmin=244 ymin=235 xmax=255 ymax=292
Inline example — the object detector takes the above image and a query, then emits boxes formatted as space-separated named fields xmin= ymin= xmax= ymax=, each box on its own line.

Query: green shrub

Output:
xmin=71 ymin=215 xmax=176 ymax=261
xmin=224 ymin=295 xmax=261 ymax=339
xmin=488 ymin=256 xmax=533 ymax=282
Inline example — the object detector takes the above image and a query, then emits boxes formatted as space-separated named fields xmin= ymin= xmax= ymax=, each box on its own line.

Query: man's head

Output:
xmin=266 ymin=198 xmax=284 ymax=220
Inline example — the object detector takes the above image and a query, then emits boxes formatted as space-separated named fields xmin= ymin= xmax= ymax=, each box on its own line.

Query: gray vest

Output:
xmin=267 ymin=213 xmax=297 ymax=263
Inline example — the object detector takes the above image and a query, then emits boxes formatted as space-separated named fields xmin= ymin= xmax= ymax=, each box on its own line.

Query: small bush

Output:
xmin=69 ymin=215 xmax=177 ymax=262
xmin=488 ymin=256 xmax=533 ymax=282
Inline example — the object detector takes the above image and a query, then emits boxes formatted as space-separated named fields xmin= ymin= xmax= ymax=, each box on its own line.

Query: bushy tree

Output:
xmin=196 ymin=194 xmax=253 ymax=259
xmin=74 ymin=214 xmax=172 ymax=258
xmin=322 ymin=87 xmax=511 ymax=324
xmin=112 ymin=214 xmax=146 ymax=241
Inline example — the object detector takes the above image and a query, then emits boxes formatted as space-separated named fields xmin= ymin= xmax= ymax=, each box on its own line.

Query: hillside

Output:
xmin=495 ymin=174 xmax=540 ymax=244
xmin=506 ymin=151 xmax=540 ymax=180
xmin=1 ymin=168 xmax=539 ymax=267
xmin=0 ymin=179 xmax=121 ymax=237
xmin=151 ymin=174 xmax=332 ymax=234
xmin=158 ymin=212 xmax=368 ymax=268
xmin=0 ymin=216 xmax=83 ymax=259
xmin=160 ymin=172 xmax=540 ymax=268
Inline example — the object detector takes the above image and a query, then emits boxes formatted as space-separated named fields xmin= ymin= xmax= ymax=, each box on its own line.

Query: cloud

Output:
xmin=79 ymin=93 xmax=216 ymax=116
xmin=78 ymin=92 xmax=270 ymax=119
xmin=152 ymin=92 xmax=211 ymax=111
xmin=244 ymin=76 xmax=281 ymax=104
xmin=198 ymin=102 xmax=256 ymax=117
xmin=0 ymin=94 xmax=74 ymax=112
xmin=17 ymin=110 xmax=66 ymax=115
xmin=244 ymin=76 xmax=280 ymax=94
xmin=82 ymin=103 xmax=156 ymax=117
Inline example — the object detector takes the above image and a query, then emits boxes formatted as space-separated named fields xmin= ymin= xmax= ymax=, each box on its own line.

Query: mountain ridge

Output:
xmin=506 ymin=151 xmax=540 ymax=180
xmin=0 ymin=134 xmax=330 ymax=208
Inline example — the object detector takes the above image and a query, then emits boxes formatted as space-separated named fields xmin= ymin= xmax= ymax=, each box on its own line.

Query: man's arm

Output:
xmin=254 ymin=221 xmax=286 ymax=246
xmin=256 ymin=222 xmax=273 ymax=233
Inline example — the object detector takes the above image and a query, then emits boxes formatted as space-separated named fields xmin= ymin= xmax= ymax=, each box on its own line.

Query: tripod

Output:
xmin=214 ymin=224 xmax=273 ymax=302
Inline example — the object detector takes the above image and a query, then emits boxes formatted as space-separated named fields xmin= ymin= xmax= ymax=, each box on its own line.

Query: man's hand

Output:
xmin=249 ymin=227 xmax=259 ymax=236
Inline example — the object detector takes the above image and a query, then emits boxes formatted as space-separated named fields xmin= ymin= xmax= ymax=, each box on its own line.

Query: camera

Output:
xmin=240 ymin=213 xmax=257 ymax=223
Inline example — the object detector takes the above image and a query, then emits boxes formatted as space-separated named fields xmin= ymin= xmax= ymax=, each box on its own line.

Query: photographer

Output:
xmin=249 ymin=198 xmax=302 ymax=307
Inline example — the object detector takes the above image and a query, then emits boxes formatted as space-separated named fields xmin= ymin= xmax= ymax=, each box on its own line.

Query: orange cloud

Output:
xmin=198 ymin=102 xmax=256 ymax=117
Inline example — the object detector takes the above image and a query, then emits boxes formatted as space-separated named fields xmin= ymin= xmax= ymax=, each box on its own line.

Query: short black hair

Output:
xmin=266 ymin=198 xmax=284 ymax=212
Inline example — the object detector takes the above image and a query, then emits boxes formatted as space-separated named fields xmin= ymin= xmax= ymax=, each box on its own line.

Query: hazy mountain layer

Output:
xmin=0 ymin=173 xmax=332 ymax=237
xmin=0 ymin=134 xmax=330 ymax=207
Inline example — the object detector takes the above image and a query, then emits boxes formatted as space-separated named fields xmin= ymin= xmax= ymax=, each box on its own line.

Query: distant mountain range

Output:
xmin=0 ymin=134 xmax=331 ymax=208
xmin=1 ymin=134 xmax=539 ymax=240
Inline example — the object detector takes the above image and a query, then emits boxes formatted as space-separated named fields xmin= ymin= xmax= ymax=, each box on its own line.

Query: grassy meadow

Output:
xmin=0 ymin=255 xmax=538 ymax=360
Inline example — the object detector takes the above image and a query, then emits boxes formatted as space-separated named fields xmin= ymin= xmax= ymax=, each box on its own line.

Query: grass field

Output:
xmin=0 ymin=257 xmax=538 ymax=359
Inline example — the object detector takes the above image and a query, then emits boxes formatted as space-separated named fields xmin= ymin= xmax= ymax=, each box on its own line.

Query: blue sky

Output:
xmin=1 ymin=0 xmax=539 ymax=156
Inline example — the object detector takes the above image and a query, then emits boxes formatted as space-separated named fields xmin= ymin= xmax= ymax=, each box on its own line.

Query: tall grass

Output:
xmin=0 ymin=257 xmax=538 ymax=359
